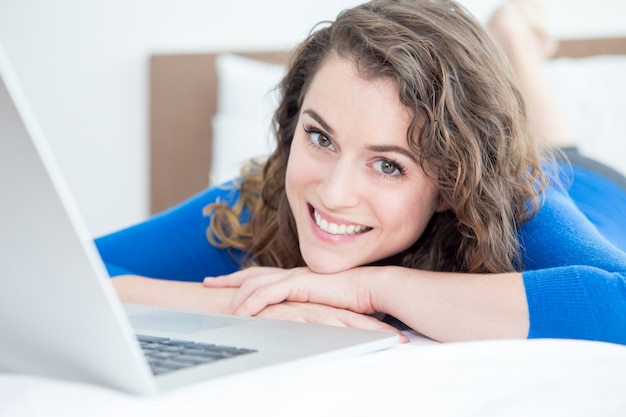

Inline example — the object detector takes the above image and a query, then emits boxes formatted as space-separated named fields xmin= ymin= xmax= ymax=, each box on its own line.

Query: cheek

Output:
xmin=285 ymin=140 xmax=318 ymax=195
xmin=285 ymin=151 xmax=297 ymax=207
xmin=383 ymin=190 xmax=440 ymax=237
xmin=285 ymin=140 xmax=308 ymax=205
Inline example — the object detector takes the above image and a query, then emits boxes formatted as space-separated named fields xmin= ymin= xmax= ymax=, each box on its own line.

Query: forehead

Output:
xmin=303 ymin=54 xmax=412 ymax=127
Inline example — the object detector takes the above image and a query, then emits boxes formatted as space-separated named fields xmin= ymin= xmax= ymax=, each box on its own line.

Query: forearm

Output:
xmin=112 ymin=275 xmax=237 ymax=314
xmin=369 ymin=267 xmax=529 ymax=342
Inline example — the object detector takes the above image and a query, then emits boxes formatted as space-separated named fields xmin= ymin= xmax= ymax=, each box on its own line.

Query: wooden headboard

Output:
xmin=149 ymin=37 xmax=626 ymax=214
xmin=149 ymin=51 xmax=290 ymax=214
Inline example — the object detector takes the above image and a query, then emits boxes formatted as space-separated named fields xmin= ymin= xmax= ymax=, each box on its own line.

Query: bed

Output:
xmin=2 ymin=38 xmax=626 ymax=417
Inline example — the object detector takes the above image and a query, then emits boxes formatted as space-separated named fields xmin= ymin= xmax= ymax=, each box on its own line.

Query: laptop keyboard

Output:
xmin=137 ymin=334 xmax=258 ymax=376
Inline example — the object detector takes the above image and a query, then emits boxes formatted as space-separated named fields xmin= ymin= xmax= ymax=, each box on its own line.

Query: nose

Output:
xmin=316 ymin=157 xmax=360 ymax=210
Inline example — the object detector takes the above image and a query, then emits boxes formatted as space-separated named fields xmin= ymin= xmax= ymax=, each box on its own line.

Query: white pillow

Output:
xmin=211 ymin=112 xmax=276 ymax=185
xmin=211 ymin=54 xmax=286 ymax=185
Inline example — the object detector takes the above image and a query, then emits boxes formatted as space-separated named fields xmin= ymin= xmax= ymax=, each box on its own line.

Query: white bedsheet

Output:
xmin=2 ymin=336 xmax=626 ymax=417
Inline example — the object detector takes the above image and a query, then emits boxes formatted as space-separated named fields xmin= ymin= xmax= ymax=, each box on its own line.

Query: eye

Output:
xmin=373 ymin=159 xmax=405 ymax=176
xmin=304 ymin=126 xmax=334 ymax=150
xmin=311 ymin=131 xmax=333 ymax=149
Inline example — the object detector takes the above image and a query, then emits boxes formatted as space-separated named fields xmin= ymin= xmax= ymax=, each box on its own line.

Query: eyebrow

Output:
xmin=366 ymin=145 xmax=418 ymax=163
xmin=302 ymin=109 xmax=335 ymax=136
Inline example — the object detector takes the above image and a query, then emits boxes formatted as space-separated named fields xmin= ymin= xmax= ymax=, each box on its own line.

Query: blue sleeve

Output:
xmin=524 ymin=266 xmax=626 ymax=345
xmin=520 ymin=164 xmax=626 ymax=345
xmin=94 ymin=182 xmax=246 ymax=282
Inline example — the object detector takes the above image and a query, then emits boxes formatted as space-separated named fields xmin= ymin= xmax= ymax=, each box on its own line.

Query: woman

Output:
xmin=97 ymin=0 xmax=626 ymax=344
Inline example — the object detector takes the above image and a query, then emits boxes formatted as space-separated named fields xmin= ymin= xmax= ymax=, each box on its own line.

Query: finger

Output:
xmin=231 ymin=281 xmax=293 ymax=316
xmin=298 ymin=307 xmax=408 ymax=343
xmin=254 ymin=303 xmax=407 ymax=343
xmin=203 ymin=266 xmax=282 ymax=287
xmin=233 ymin=272 xmax=358 ymax=317
xmin=340 ymin=312 xmax=409 ymax=342
xmin=231 ymin=275 xmax=316 ymax=316
xmin=203 ymin=271 xmax=245 ymax=288
xmin=313 ymin=314 xmax=349 ymax=327
xmin=224 ymin=270 xmax=305 ymax=314
xmin=254 ymin=305 xmax=308 ymax=323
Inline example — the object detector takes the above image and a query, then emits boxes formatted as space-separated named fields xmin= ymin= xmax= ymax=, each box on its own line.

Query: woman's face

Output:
xmin=285 ymin=54 xmax=442 ymax=274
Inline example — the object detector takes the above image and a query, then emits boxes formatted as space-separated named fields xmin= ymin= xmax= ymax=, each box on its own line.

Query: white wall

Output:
xmin=1 ymin=0 xmax=625 ymax=236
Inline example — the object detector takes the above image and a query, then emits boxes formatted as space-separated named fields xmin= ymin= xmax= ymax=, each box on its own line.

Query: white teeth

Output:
xmin=313 ymin=210 xmax=370 ymax=235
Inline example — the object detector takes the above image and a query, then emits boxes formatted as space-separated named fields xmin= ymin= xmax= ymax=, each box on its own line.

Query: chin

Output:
xmin=307 ymin=263 xmax=345 ymax=275
xmin=303 ymin=254 xmax=367 ymax=275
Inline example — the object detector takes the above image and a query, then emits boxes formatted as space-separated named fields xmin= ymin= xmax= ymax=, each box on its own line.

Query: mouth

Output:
xmin=309 ymin=205 xmax=372 ymax=236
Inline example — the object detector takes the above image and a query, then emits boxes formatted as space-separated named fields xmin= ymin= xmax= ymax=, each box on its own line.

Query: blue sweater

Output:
xmin=95 ymin=164 xmax=626 ymax=345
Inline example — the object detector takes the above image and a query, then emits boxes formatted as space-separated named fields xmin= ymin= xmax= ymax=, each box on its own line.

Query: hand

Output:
xmin=255 ymin=301 xmax=407 ymax=342
xmin=203 ymin=266 xmax=378 ymax=317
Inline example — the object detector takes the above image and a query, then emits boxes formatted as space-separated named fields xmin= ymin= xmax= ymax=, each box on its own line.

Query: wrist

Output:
xmin=364 ymin=265 xmax=404 ymax=314
xmin=112 ymin=275 xmax=236 ymax=314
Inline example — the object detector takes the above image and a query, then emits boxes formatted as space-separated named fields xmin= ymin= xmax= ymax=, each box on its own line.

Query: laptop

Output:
xmin=0 ymin=44 xmax=398 ymax=395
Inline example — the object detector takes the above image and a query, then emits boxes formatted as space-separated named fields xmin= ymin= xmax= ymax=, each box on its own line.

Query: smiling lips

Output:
xmin=312 ymin=207 xmax=372 ymax=236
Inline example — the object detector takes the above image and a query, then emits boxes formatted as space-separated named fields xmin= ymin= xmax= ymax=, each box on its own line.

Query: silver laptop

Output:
xmin=0 ymin=44 xmax=398 ymax=395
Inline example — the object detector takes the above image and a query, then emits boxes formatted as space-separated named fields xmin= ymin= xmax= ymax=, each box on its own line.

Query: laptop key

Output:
xmin=137 ymin=335 xmax=169 ymax=343
xmin=136 ymin=334 xmax=258 ymax=376
xmin=160 ymin=339 xmax=197 ymax=346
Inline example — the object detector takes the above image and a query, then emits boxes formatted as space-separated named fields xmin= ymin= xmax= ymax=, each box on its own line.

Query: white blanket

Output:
xmin=2 ymin=337 xmax=626 ymax=417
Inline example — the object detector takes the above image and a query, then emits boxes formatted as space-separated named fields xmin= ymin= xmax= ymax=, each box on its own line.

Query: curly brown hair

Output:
xmin=205 ymin=0 xmax=549 ymax=273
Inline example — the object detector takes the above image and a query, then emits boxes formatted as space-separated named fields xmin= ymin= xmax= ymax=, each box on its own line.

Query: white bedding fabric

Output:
xmin=212 ymin=54 xmax=626 ymax=184
xmin=211 ymin=54 xmax=283 ymax=185
xmin=2 ymin=337 xmax=626 ymax=417
xmin=547 ymin=55 xmax=626 ymax=176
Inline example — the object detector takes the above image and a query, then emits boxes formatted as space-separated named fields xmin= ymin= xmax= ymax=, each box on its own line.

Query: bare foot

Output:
xmin=488 ymin=0 xmax=558 ymax=61
xmin=488 ymin=0 xmax=576 ymax=149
